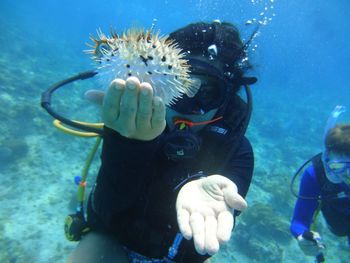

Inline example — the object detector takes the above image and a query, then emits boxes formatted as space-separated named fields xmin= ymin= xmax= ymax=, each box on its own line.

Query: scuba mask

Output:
xmin=323 ymin=152 xmax=350 ymax=185
xmin=327 ymin=160 xmax=350 ymax=175
xmin=169 ymin=58 xmax=257 ymax=115
xmin=169 ymin=58 xmax=229 ymax=115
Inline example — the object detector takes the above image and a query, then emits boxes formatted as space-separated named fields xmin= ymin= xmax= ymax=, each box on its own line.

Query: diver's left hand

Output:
xmin=176 ymin=175 xmax=247 ymax=255
xmin=84 ymin=89 xmax=105 ymax=105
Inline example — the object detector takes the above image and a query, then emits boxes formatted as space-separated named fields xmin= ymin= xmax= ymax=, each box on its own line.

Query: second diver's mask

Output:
xmin=322 ymin=105 xmax=350 ymax=185
xmin=323 ymin=153 xmax=350 ymax=185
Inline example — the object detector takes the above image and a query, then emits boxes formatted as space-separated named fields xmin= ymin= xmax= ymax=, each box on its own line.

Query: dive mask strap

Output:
xmin=173 ymin=116 xmax=223 ymax=128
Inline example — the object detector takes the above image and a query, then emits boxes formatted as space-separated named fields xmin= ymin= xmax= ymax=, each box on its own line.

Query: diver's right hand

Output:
xmin=297 ymin=231 xmax=325 ymax=256
xmin=91 ymin=77 xmax=166 ymax=140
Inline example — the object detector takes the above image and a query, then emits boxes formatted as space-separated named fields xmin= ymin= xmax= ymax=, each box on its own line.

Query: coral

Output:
xmin=263 ymin=179 xmax=295 ymax=215
xmin=0 ymin=235 xmax=35 ymax=263
xmin=230 ymin=203 xmax=292 ymax=262
xmin=241 ymin=203 xmax=292 ymax=245
xmin=0 ymin=138 xmax=29 ymax=164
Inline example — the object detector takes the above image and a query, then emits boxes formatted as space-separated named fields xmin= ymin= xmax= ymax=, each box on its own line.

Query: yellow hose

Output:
xmin=52 ymin=119 xmax=103 ymax=202
xmin=77 ymin=137 xmax=102 ymax=203
xmin=53 ymin=119 xmax=104 ymax=137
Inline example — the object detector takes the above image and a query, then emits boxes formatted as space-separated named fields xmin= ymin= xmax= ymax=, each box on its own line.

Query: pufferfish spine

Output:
xmin=86 ymin=28 xmax=197 ymax=106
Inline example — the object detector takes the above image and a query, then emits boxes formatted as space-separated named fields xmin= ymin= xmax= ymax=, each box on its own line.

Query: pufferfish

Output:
xmin=86 ymin=27 xmax=198 ymax=106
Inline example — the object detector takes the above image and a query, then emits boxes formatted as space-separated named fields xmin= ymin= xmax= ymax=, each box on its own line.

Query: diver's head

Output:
xmin=161 ymin=21 xmax=254 ymax=159
xmin=324 ymin=124 xmax=350 ymax=185
xmin=168 ymin=20 xmax=247 ymax=85
xmin=166 ymin=21 xmax=251 ymax=129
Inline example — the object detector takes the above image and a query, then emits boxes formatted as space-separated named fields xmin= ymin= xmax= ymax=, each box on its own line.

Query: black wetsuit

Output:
xmin=87 ymin=97 xmax=254 ymax=262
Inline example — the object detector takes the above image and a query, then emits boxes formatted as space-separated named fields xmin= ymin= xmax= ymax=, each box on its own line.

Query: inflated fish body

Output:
xmin=86 ymin=28 xmax=197 ymax=105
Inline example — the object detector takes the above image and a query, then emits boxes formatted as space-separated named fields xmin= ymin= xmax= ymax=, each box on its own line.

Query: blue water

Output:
xmin=1 ymin=0 xmax=350 ymax=262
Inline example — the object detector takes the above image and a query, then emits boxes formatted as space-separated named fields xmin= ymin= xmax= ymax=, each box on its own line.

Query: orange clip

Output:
xmin=79 ymin=181 xmax=87 ymax=187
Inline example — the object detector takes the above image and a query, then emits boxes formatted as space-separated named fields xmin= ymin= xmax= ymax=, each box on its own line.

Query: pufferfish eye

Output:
xmin=97 ymin=43 xmax=111 ymax=55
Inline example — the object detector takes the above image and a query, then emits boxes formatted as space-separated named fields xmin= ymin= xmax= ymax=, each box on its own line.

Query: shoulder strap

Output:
xmin=226 ymin=85 xmax=252 ymax=155
xmin=222 ymin=85 xmax=252 ymax=135
xmin=312 ymin=153 xmax=328 ymax=190
xmin=197 ymin=85 xmax=252 ymax=173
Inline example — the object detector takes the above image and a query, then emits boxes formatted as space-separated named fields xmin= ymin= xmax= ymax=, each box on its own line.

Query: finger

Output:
xmin=118 ymin=77 xmax=140 ymax=136
xmin=177 ymin=208 xmax=192 ymax=240
xmin=151 ymin=96 xmax=166 ymax=132
xmin=217 ymin=211 xmax=233 ymax=243
xmin=102 ymin=79 xmax=125 ymax=126
xmin=190 ymin=212 xmax=205 ymax=255
xmin=205 ymin=216 xmax=219 ymax=255
xmin=84 ymin=90 xmax=105 ymax=105
xmin=136 ymin=82 xmax=153 ymax=130
xmin=223 ymin=187 xmax=247 ymax=211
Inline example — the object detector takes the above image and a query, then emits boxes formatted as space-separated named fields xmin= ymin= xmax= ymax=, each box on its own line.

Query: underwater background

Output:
xmin=1 ymin=0 xmax=350 ymax=262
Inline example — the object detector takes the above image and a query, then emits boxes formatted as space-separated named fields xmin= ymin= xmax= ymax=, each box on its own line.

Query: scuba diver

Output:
xmin=42 ymin=20 xmax=257 ymax=262
xmin=290 ymin=105 xmax=350 ymax=262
